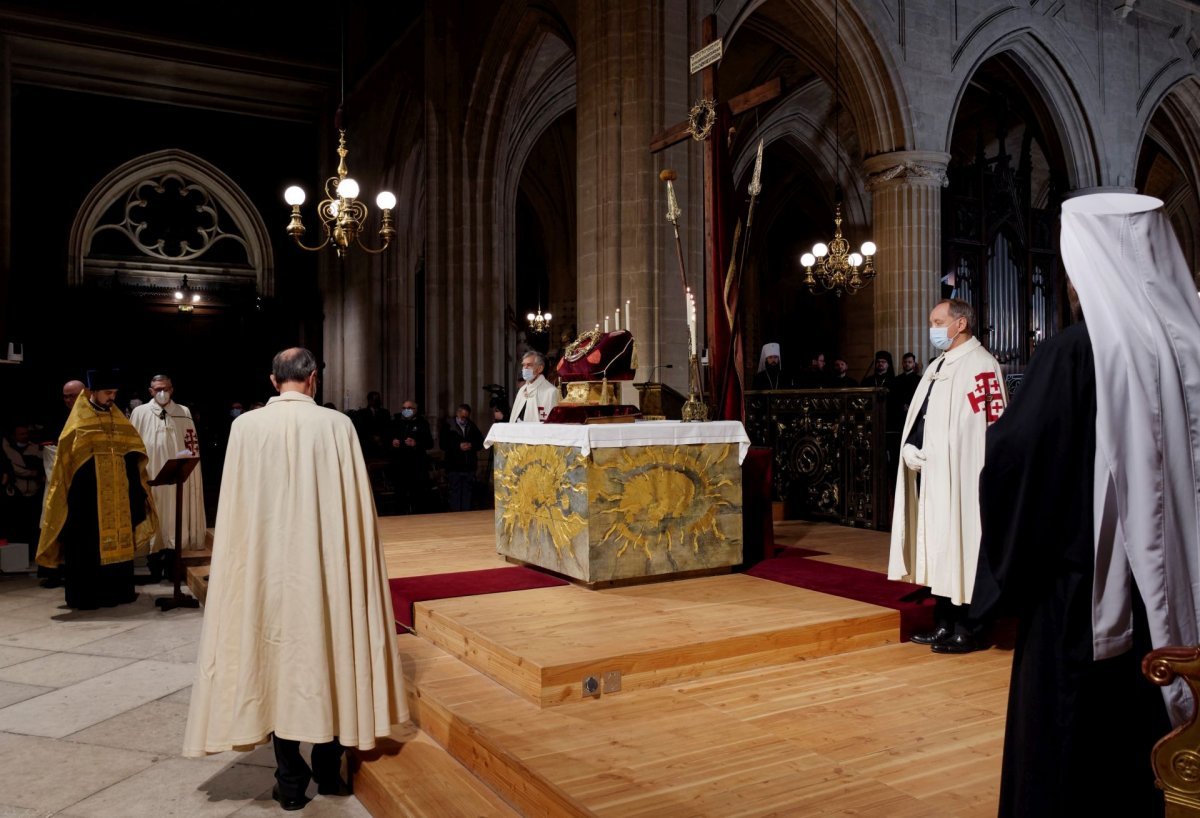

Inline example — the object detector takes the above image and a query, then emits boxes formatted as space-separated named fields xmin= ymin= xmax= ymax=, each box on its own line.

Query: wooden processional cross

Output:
xmin=648 ymin=14 xmax=783 ymax=365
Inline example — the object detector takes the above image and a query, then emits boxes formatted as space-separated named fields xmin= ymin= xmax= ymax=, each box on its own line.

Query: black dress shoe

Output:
xmin=271 ymin=785 xmax=311 ymax=811
xmin=38 ymin=577 xmax=63 ymax=589
xmin=909 ymin=626 xmax=951 ymax=645
xmin=316 ymin=776 xmax=352 ymax=796
xmin=930 ymin=634 xmax=984 ymax=654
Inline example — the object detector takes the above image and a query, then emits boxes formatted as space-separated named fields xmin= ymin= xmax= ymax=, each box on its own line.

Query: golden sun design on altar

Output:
xmin=495 ymin=443 xmax=587 ymax=556
xmin=595 ymin=444 xmax=735 ymax=561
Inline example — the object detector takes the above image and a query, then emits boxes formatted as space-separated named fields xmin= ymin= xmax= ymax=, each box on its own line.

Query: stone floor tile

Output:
xmin=0 ymin=618 xmax=148 ymax=651
xmin=66 ymin=698 xmax=192 ymax=757
xmin=62 ymin=615 xmax=203 ymax=660
xmin=0 ymin=804 xmax=42 ymax=817
xmin=0 ymin=619 xmax=47 ymax=640
xmin=227 ymin=791 xmax=372 ymax=816
xmin=61 ymin=757 xmax=271 ymax=818
xmin=0 ymin=646 xmax=49 ymax=669
xmin=0 ymin=731 xmax=157 ymax=812
xmin=0 ymin=681 xmax=52 ymax=709
xmin=0 ymin=659 xmax=194 ymax=737
xmin=155 ymin=639 xmax=201 ymax=664
xmin=0 ymin=652 xmax=134 ymax=688
xmin=160 ymin=684 xmax=191 ymax=704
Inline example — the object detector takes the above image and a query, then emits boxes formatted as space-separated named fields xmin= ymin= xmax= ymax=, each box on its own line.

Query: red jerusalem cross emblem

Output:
xmin=183 ymin=429 xmax=199 ymax=455
xmin=968 ymin=372 xmax=1004 ymax=424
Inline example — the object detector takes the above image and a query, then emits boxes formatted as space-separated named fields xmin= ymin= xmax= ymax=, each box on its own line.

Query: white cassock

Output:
xmin=130 ymin=401 xmax=207 ymax=551
xmin=183 ymin=391 xmax=407 ymax=755
xmin=888 ymin=336 xmax=1006 ymax=605
xmin=1061 ymin=193 xmax=1200 ymax=726
xmin=509 ymin=375 xmax=560 ymax=423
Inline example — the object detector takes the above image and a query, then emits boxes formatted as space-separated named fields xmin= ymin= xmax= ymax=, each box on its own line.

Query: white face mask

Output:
xmin=929 ymin=325 xmax=961 ymax=351
xmin=522 ymin=367 xmax=535 ymax=382
xmin=154 ymin=390 xmax=170 ymax=406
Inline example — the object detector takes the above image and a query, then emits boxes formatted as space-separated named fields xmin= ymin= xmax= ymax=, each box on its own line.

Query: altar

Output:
xmin=483 ymin=420 xmax=750 ymax=584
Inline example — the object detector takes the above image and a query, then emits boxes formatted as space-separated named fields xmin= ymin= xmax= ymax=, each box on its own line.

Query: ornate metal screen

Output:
xmin=745 ymin=388 xmax=891 ymax=530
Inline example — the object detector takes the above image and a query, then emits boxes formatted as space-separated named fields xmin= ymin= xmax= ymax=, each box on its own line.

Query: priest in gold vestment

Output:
xmin=183 ymin=348 xmax=407 ymax=810
xmin=36 ymin=369 xmax=157 ymax=610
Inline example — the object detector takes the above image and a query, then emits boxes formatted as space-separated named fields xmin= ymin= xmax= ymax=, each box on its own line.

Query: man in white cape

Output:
xmin=888 ymin=298 xmax=1006 ymax=654
xmin=183 ymin=347 xmax=407 ymax=811
xmin=129 ymin=374 xmax=206 ymax=581
xmin=509 ymin=350 xmax=559 ymax=422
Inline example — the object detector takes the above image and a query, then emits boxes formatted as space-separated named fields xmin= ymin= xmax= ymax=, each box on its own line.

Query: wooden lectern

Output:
xmin=634 ymin=381 xmax=687 ymax=420
xmin=148 ymin=455 xmax=201 ymax=611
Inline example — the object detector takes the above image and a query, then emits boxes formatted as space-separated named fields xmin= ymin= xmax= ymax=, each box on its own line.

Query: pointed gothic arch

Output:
xmin=69 ymin=149 xmax=274 ymax=298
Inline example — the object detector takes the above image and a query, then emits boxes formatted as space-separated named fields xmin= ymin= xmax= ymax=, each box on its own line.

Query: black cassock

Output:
xmin=60 ymin=453 xmax=147 ymax=609
xmin=971 ymin=322 xmax=1169 ymax=818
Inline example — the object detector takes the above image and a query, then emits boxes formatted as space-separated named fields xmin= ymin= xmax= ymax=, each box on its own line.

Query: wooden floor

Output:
xmin=359 ymin=511 xmax=1012 ymax=817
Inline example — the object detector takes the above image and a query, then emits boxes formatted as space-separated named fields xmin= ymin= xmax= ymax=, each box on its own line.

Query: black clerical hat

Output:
xmin=86 ymin=368 xmax=121 ymax=390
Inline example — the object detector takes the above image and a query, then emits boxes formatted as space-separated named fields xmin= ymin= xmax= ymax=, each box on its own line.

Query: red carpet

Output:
xmin=389 ymin=567 xmax=568 ymax=631
xmin=747 ymin=548 xmax=934 ymax=642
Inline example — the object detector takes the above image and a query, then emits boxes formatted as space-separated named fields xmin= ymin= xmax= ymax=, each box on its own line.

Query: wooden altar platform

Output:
xmin=355 ymin=512 xmax=1011 ymax=816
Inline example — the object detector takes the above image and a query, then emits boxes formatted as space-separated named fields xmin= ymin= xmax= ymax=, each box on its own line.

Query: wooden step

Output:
xmin=362 ymin=632 xmax=1009 ymax=818
xmin=414 ymin=573 xmax=898 ymax=707
xmin=352 ymin=726 xmax=518 ymax=818
xmin=186 ymin=565 xmax=209 ymax=605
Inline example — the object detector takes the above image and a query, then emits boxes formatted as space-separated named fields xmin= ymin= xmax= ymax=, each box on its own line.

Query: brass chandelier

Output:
xmin=282 ymin=23 xmax=393 ymax=258
xmin=526 ymin=305 xmax=552 ymax=334
xmin=283 ymin=122 xmax=395 ymax=257
xmin=800 ymin=0 xmax=876 ymax=297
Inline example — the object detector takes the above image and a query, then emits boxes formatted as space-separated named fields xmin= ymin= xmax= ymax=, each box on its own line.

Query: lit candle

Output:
xmin=615 ymin=307 xmax=620 ymax=331
xmin=626 ymin=300 xmax=631 ymax=328
xmin=595 ymin=322 xmax=600 ymax=332
xmin=604 ymin=315 xmax=610 ymax=333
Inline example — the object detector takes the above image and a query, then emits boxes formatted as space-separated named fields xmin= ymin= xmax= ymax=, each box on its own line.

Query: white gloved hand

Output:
xmin=901 ymin=444 xmax=926 ymax=473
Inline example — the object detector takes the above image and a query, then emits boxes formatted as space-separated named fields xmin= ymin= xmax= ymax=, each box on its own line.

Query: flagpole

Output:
xmin=715 ymin=139 xmax=763 ymax=417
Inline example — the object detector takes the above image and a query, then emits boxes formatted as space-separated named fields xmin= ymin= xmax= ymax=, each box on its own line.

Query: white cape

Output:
xmin=183 ymin=392 xmax=407 ymax=755
xmin=130 ymin=401 xmax=207 ymax=550
xmin=888 ymin=336 xmax=1006 ymax=605
xmin=509 ymin=375 xmax=560 ymax=422
xmin=1060 ymin=193 xmax=1200 ymax=726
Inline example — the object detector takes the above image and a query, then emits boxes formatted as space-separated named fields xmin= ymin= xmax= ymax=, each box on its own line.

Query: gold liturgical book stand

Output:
xmin=148 ymin=455 xmax=201 ymax=611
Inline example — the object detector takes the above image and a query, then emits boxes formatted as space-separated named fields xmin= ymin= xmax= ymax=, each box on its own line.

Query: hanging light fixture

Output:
xmin=527 ymin=291 xmax=552 ymax=334
xmin=801 ymin=0 xmax=876 ymax=297
xmin=173 ymin=275 xmax=200 ymax=313
xmin=283 ymin=17 xmax=394 ymax=257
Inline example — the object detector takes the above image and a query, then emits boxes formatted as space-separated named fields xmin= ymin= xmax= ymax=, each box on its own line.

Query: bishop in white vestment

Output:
xmin=129 ymin=375 xmax=206 ymax=554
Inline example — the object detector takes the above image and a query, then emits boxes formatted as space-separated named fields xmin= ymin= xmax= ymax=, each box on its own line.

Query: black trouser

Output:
xmin=934 ymin=595 xmax=980 ymax=638
xmin=272 ymin=734 xmax=345 ymax=798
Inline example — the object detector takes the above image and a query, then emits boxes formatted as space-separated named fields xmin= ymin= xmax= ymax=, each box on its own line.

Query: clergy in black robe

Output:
xmin=971 ymin=320 xmax=1169 ymax=818
xmin=36 ymin=371 xmax=157 ymax=610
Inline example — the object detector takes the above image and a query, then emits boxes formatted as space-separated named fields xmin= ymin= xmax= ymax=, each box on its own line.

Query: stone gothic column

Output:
xmin=576 ymin=1 xmax=691 ymax=398
xmin=863 ymin=150 xmax=950 ymax=364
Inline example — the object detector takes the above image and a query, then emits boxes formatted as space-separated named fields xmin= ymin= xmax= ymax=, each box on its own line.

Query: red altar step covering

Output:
xmin=388 ymin=567 xmax=568 ymax=631
xmin=747 ymin=547 xmax=935 ymax=642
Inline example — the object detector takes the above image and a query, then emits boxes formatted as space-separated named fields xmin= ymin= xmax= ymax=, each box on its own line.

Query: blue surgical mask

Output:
xmin=401 ymin=408 xmax=415 ymax=419
xmin=929 ymin=326 xmax=959 ymax=351
xmin=229 ymin=408 xmax=241 ymax=418
xmin=522 ymin=367 xmax=535 ymax=382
